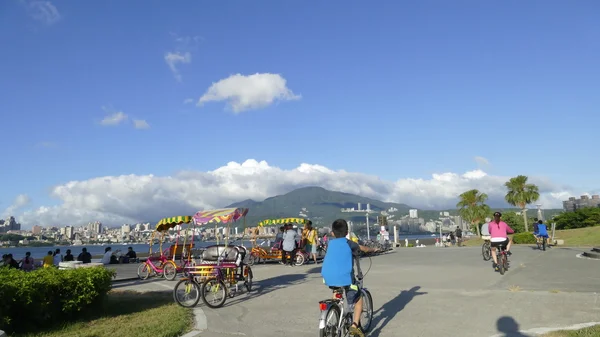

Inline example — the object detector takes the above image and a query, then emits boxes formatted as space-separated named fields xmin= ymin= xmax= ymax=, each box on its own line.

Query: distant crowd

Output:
xmin=0 ymin=246 xmax=137 ymax=271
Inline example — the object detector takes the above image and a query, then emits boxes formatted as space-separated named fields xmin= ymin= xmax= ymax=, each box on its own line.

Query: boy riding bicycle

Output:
xmin=533 ymin=220 xmax=550 ymax=247
xmin=321 ymin=219 xmax=377 ymax=337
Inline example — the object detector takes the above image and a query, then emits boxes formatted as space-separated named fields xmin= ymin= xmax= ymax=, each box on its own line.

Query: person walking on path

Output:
xmin=282 ymin=224 xmax=297 ymax=266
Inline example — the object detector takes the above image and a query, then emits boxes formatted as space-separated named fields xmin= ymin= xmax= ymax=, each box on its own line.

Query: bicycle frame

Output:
xmin=318 ymin=278 xmax=365 ymax=334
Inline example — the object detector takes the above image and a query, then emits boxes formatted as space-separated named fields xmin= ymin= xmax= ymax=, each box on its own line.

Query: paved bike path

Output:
xmin=117 ymin=246 xmax=600 ymax=336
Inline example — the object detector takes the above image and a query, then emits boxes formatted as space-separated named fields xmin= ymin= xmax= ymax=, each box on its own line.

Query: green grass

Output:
xmin=14 ymin=291 xmax=193 ymax=337
xmin=541 ymin=325 xmax=600 ymax=337
xmin=461 ymin=226 xmax=600 ymax=247
xmin=554 ymin=226 xmax=600 ymax=247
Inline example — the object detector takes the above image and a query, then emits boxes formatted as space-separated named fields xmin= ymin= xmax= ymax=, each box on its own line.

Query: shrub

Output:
xmin=512 ymin=232 xmax=536 ymax=244
xmin=0 ymin=266 xmax=115 ymax=334
xmin=407 ymin=243 xmax=415 ymax=247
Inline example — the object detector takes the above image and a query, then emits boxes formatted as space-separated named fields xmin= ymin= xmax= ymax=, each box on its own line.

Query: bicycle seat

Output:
xmin=328 ymin=286 xmax=345 ymax=291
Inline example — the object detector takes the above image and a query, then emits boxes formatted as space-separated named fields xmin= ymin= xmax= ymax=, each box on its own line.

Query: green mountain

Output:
xmin=224 ymin=186 xmax=564 ymax=230
xmin=226 ymin=186 xmax=412 ymax=228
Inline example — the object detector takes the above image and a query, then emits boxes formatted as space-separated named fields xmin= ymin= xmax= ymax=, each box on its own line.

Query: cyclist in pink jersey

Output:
xmin=488 ymin=212 xmax=514 ymax=271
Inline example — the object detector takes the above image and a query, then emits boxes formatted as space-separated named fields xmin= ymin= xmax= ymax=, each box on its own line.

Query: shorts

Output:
xmin=536 ymin=234 xmax=549 ymax=238
xmin=490 ymin=238 xmax=509 ymax=248
xmin=305 ymin=244 xmax=317 ymax=254
xmin=481 ymin=235 xmax=491 ymax=241
xmin=345 ymin=284 xmax=362 ymax=304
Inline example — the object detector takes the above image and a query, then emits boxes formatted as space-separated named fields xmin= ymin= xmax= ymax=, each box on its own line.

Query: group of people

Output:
xmin=101 ymin=246 xmax=138 ymax=265
xmin=483 ymin=212 xmax=551 ymax=272
xmin=272 ymin=220 xmax=321 ymax=266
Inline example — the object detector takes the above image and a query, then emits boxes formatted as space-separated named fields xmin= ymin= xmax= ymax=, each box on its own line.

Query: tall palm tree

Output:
xmin=504 ymin=175 xmax=540 ymax=232
xmin=456 ymin=189 xmax=491 ymax=237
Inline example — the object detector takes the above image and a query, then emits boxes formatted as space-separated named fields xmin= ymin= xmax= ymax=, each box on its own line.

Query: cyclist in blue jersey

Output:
xmin=534 ymin=220 xmax=550 ymax=246
xmin=321 ymin=219 xmax=378 ymax=337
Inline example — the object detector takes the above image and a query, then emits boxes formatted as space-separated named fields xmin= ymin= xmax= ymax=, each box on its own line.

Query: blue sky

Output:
xmin=1 ymin=1 xmax=599 ymax=224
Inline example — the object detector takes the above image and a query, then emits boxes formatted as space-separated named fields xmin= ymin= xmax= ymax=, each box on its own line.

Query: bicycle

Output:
xmin=494 ymin=242 xmax=510 ymax=275
xmin=535 ymin=235 xmax=547 ymax=251
xmin=482 ymin=240 xmax=492 ymax=261
xmin=318 ymin=255 xmax=374 ymax=337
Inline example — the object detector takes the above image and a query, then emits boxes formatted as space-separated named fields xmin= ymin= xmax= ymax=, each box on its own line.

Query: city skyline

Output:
xmin=2 ymin=1 xmax=599 ymax=227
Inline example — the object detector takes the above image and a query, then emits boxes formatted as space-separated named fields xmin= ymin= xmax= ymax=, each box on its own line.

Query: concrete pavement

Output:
xmin=114 ymin=245 xmax=600 ymax=337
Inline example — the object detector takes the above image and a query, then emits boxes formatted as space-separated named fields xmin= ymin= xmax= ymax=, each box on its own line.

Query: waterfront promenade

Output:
xmin=112 ymin=246 xmax=600 ymax=337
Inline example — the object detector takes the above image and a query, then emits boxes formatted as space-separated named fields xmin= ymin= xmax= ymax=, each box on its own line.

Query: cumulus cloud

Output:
xmin=14 ymin=160 xmax=576 ymax=227
xmin=164 ymin=51 xmax=191 ymax=82
xmin=27 ymin=1 xmax=61 ymax=25
xmin=100 ymin=111 xmax=128 ymax=126
xmin=133 ymin=119 xmax=150 ymax=129
xmin=2 ymin=194 xmax=31 ymax=218
xmin=197 ymin=73 xmax=300 ymax=113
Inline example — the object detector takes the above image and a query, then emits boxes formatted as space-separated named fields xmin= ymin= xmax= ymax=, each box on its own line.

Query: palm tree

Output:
xmin=456 ymin=189 xmax=491 ymax=237
xmin=504 ymin=175 xmax=540 ymax=232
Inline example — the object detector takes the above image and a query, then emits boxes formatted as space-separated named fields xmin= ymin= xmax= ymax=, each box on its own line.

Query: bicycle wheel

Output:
xmin=360 ymin=289 xmax=374 ymax=332
xmin=498 ymin=253 xmax=506 ymax=275
xmin=173 ymin=278 xmax=201 ymax=308
xmin=542 ymin=239 xmax=546 ymax=251
xmin=247 ymin=253 xmax=256 ymax=266
xmin=163 ymin=261 xmax=177 ymax=281
xmin=137 ymin=263 xmax=150 ymax=280
xmin=482 ymin=242 xmax=491 ymax=261
xmin=319 ymin=304 xmax=341 ymax=337
xmin=295 ymin=253 xmax=305 ymax=266
xmin=244 ymin=267 xmax=253 ymax=292
xmin=202 ymin=278 xmax=228 ymax=309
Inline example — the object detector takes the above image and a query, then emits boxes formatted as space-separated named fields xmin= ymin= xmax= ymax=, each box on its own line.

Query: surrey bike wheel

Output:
xmin=137 ymin=263 xmax=150 ymax=280
xmin=202 ymin=278 xmax=228 ymax=309
xmin=244 ymin=267 xmax=253 ymax=292
xmin=359 ymin=289 xmax=374 ymax=332
xmin=173 ymin=278 xmax=201 ymax=308
xmin=295 ymin=253 xmax=306 ymax=266
xmin=482 ymin=241 xmax=492 ymax=261
xmin=163 ymin=261 xmax=177 ymax=281
xmin=319 ymin=304 xmax=341 ymax=337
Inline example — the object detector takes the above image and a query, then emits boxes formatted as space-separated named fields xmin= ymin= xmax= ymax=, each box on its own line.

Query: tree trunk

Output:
xmin=522 ymin=208 xmax=529 ymax=232
xmin=474 ymin=221 xmax=481 ymax=237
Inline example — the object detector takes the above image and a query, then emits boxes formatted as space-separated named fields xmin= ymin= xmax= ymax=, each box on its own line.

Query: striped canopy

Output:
xmin=258 ymin=217 xmax=308 ymax=227
xmin=192 ymin=208 xmax=249 ymax=226
xmin=155 ymin=215 xmax=193 ymax=231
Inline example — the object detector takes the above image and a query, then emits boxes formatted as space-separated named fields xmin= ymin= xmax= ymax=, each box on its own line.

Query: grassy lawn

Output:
xmin=554 ymin=226 xmax=600 ymax=247
xmin=14 ymin=291 xmax=193 ymax=337
xmin=461 ymin=226 xmax=600 ymax=247
xmin=541 ymin=324 xmax=600 ymax=337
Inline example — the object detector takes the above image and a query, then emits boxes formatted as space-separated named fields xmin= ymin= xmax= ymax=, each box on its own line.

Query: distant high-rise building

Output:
xmin=32 ymin=225 xmax=42 ymax=234
xmin=409 ymin=209 xmax=418 ymax=219
xmin=0 ymin=217 xmax=21 ymax=233
xmin=88 ymin=221 xmax=102 ymax=234
xmin=121 ymin=224 xmax=131 ymax=235
xmin=65 ymin=226 xmax=74 ymax=240
xmin=563 ymin=195 xmax=600 ymax=212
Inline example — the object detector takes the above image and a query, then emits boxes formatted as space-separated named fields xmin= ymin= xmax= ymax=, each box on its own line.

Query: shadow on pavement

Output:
xmin=111 ymin=277 xmax=167 ymax=289
xmin=223 ymin=273 xmax=308 ymax=307
xmin=369 ymin=286 xmax=427 ymax=337
xmin=496 ymin=316 xmax=533 ymax=337
xmin=306 ymin=266 xmax=321 ymax=274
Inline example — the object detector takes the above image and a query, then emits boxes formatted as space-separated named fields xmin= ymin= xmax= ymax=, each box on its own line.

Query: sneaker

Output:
xmin=349 ymin=325 xmax=365 ymax=337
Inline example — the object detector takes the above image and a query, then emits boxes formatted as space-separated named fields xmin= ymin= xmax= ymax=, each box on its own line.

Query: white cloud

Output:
xmin=133 ymin=119 xmax=150 ymax=129
xmin=164 ymin=51 xmax=191 ymax=82
xmin=2 ymin=194 xmax=31 ymax=218
xmin=474 ymin=156 xmax=490 ymax=166
xmin=183 ymin=98 xmax=194 ymax=104
xmin=100 ymin=111 xmax=128 ymax=126
xmin=27 ymin=1 xmax=61 ymax=25
xmin=197 ymin=73 xmax=300 ymax=113
xmin=14 ymin=159 xmax=578 ymax=227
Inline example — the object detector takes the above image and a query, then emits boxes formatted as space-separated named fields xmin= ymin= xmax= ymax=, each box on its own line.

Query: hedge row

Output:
xmin=512 ymin=232 xmax=537 ymax=244
xmin=0 ymin=266 xmax=115 ymax=333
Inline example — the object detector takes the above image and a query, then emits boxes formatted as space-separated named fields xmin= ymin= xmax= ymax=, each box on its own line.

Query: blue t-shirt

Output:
xmin=321 ymin=238 xmax=359 ymax=287
xmin=537 ymin=224 xmax=548 ymax=237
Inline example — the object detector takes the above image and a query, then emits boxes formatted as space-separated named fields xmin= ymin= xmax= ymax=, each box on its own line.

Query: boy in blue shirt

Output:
xmin=321 ymin=219 xmax=377 ymax=337
xmin=534 ymin=220 xmax=550 ymax=247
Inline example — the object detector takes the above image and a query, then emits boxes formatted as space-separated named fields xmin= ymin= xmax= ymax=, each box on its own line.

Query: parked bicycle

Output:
xmin=318 ymin=256 xmax=374 ymax=337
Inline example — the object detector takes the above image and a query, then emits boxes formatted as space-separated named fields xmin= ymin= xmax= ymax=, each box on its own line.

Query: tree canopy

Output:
xmin=504 ymin=175 xmax=540 ymax=232
xmin=553 ymin=207 xmax=600 ymax=230
xmin=456 ymin=189 xmax=490 ymax=236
